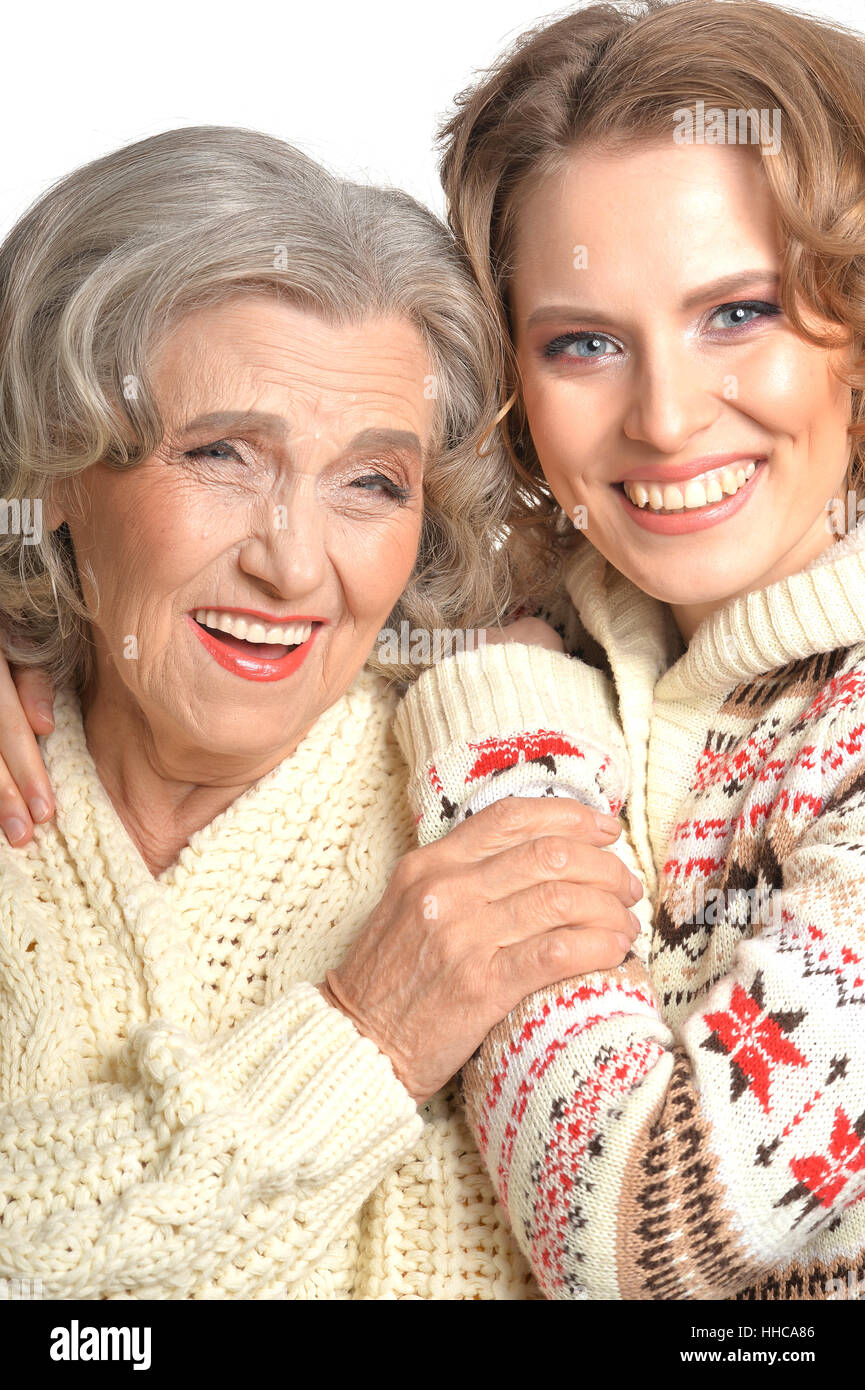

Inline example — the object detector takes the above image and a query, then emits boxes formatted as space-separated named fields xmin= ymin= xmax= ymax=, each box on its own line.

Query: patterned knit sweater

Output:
xmin=0 ymin=666 xmax=559 ymax=1299
xmin=392 ymin=519 xmax=865 ymax=1301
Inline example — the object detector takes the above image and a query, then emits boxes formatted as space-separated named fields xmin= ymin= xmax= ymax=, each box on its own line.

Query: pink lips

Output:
xmin=187 ymin=613 xmax=321 ymax=682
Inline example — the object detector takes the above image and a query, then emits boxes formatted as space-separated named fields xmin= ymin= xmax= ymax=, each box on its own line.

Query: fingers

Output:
xmin=497 ymin=922 xmax=635 ymax=999
xmin=491 ymin=879 xmax=641 ymax=946
xmin=444 ymin=796 xmax=622 ymax=861
xmin=12 ymin=666 xmax=56 ymax=736
xmin=0 ymin=659 xmax=55 ymax=846
xmin=475 ymin=834 xmax=642 ymax=906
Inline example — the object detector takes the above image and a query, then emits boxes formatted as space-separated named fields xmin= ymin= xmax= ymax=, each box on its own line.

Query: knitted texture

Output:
xmin=0 ymin=665 xmax=541 ymax=1299
xmin=392 ymin=521 xmax=865 ymax=1301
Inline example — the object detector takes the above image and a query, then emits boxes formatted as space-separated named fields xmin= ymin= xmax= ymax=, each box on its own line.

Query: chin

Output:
xmin=610 ymin=553 xmax=750 ymax=609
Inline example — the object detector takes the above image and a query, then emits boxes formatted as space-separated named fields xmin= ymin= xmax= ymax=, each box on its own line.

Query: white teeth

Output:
xmin=193 ymin=610 xmax=314 ymax=645
xmin=624 ymin=459 xmax=761 ymax=511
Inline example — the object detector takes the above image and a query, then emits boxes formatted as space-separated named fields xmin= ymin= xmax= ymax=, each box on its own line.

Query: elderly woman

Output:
xmin=0 ymin=125 xmax=643 ymax=1299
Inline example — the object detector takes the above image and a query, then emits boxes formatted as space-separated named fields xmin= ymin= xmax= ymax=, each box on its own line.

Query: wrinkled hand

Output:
xmin=319 ymin=796 xmax=642 ymax=1104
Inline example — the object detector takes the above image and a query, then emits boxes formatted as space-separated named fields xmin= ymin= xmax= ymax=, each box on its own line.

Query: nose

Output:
xmin=621 ymin=334 xmax=724 ymax=455
xmin=238 ymin=476 xmax=327 ymax=599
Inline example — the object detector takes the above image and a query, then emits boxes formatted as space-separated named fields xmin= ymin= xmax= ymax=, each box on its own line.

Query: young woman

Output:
xmin=387 ymin=0 xmax=865 ymax=1300
xmin=5 ymin=0 xmax=865 ymax=1302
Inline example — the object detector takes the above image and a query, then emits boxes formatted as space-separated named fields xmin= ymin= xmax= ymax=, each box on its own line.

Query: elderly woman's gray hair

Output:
xmin=0 ymin=125 xmax=531 ymax=693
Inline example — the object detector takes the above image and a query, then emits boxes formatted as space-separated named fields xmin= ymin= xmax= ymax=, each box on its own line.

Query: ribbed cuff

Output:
xmin=142 ymin=983 xmax=424 ymax=1180
xmin=393 ymin=642 xmax=628 ymax=776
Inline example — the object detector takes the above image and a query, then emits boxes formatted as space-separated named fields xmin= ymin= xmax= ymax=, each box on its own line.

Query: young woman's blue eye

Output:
xmin=708 ymin=300 xmax=782 ymax=331
xmin=350 ymin=474 xmax=411 ymax=503
xmin=543 ymin=331 xmax=619 ymax=361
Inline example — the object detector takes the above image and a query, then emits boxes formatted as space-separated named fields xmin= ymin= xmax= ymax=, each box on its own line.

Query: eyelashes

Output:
xmin=350 ymin=475 xmax=412 ymax=504
xmin=542 ymin=299 xmax=783 ymax=363
xmin=182 ymin=442 xmax=413 ymax=505
xmin=708 ymin=299 xmax=782 ymax=331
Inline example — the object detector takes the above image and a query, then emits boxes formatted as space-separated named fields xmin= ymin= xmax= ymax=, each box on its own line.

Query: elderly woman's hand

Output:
xmin=0 ymin=649 xmax=55 ymax=845
xmin=320 ymin=795 xmax=641 ymax=1105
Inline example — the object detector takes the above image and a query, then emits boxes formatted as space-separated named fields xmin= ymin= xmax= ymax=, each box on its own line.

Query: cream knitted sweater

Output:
xmin=0 ymin=666 xmax=557 ymax=1299
xmin=393 ymin=519 xmax=865 ymax=1301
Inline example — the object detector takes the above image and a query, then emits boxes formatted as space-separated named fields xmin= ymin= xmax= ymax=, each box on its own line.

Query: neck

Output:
xmin=80 ymin=674 xmax=308 ymax=878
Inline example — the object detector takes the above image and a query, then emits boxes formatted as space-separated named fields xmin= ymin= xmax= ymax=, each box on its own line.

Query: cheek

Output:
xmin=78 ymin=480 xmax=221 ymax=612
xmin=738 ymin=340 xmax=847 ymax=440
xmin=521 ymin=373 xmax=600 ymax=498
xmin=335 ymin=513 xmax=422 ymax=623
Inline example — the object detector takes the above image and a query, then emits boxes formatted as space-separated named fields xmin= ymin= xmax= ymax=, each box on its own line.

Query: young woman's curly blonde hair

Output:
xmin=0 ymin=125 xmax=532 ymax=695
xmin=437 ymin=0 xmax=865 ymax=598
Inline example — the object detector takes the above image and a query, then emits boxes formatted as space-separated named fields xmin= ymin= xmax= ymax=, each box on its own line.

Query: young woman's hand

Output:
xmin=320 ymin=796 xmax=642 ymax=1105
xmin=0 ymin=653 xmax=56 ymax=845
xmin=482 ymin=617 xmax=564 ymax=653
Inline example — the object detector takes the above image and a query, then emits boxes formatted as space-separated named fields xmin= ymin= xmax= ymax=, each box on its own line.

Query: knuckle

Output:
xmin=0 ymin=779 xmax=24 ymax=812
xmin=606 ymin=860 xmax=631 ymax=897
xmin=533 ymin=835 xmax=569 ymax=875
xmin=536 ymin=877 xmax=572 ymax=922
xmin=487 ymin=796 xmax=530 ymax=835
xmin=391 ymin=847 xmax=423 ymax=887
xmin=575 ymin=800 xmax=598 ymax=828
xmin=539 ymin=932 xmax=571 ymax=969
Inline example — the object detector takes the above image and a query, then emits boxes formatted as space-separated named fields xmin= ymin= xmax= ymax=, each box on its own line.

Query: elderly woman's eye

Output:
xmin=184 ymin=441 xmax=245 ymax=464
xmin=350 ymin=473 xmax=411 ymax=503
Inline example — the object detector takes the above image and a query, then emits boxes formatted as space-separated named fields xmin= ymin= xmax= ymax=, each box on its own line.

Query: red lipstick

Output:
xmin=187 ymin=613 xmax=322 ymax=683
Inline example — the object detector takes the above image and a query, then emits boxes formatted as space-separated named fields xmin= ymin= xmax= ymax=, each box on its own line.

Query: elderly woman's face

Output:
xmin=51 ymin=294 xmax=433 ymax=762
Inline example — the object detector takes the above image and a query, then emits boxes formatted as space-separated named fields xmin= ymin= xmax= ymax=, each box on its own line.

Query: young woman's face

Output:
xmin=510 ymin=140 xmax=855 ymax=640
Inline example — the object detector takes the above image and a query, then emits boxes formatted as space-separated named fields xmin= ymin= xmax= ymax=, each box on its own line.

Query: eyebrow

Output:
xmin=524 ymin=269 xmax=780 ymax=327
xmin=177 ymin=411 xmax=423 ymax=460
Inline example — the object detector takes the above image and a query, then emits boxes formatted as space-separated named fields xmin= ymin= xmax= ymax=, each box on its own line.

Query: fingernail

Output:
xmin=29 ymin=797 xmax=51 ymax=822
xmin=615 ymin=932 xmax=633 ymax=952
xmin=630 ymin=874 xmax=643 ymax=898
xmin=35 ymin=701 xmax=54 ymax=725
xmin=630 ymin=911 xmax=641 ymax=932
xmin=4 ymin=818 xmax=27 ymax=844
xmin=595 ymin=812 xmax=619 ymax=833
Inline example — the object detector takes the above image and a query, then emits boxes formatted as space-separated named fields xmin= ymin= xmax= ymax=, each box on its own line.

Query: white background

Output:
xmin=2 ymin=0 xmax=863 ymax=234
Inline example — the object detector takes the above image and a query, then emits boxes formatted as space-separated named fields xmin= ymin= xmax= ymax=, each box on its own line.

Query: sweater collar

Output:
xmin=39 ymin=665 xmax=387 ymax=908
xmin=32 ymin=665 xmax=392 ymax=1030
xmin=563 ymin=517 xmax=865 ymax=702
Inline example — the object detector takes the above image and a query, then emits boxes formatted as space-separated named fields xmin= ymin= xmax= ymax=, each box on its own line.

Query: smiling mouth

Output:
xmin=191 ymin=610 xmax=321 ymax=660
xmin=195 ymin=621 xmax=298 ymax=659
xmin=615 ymin=459 xmax=764 ymax=514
